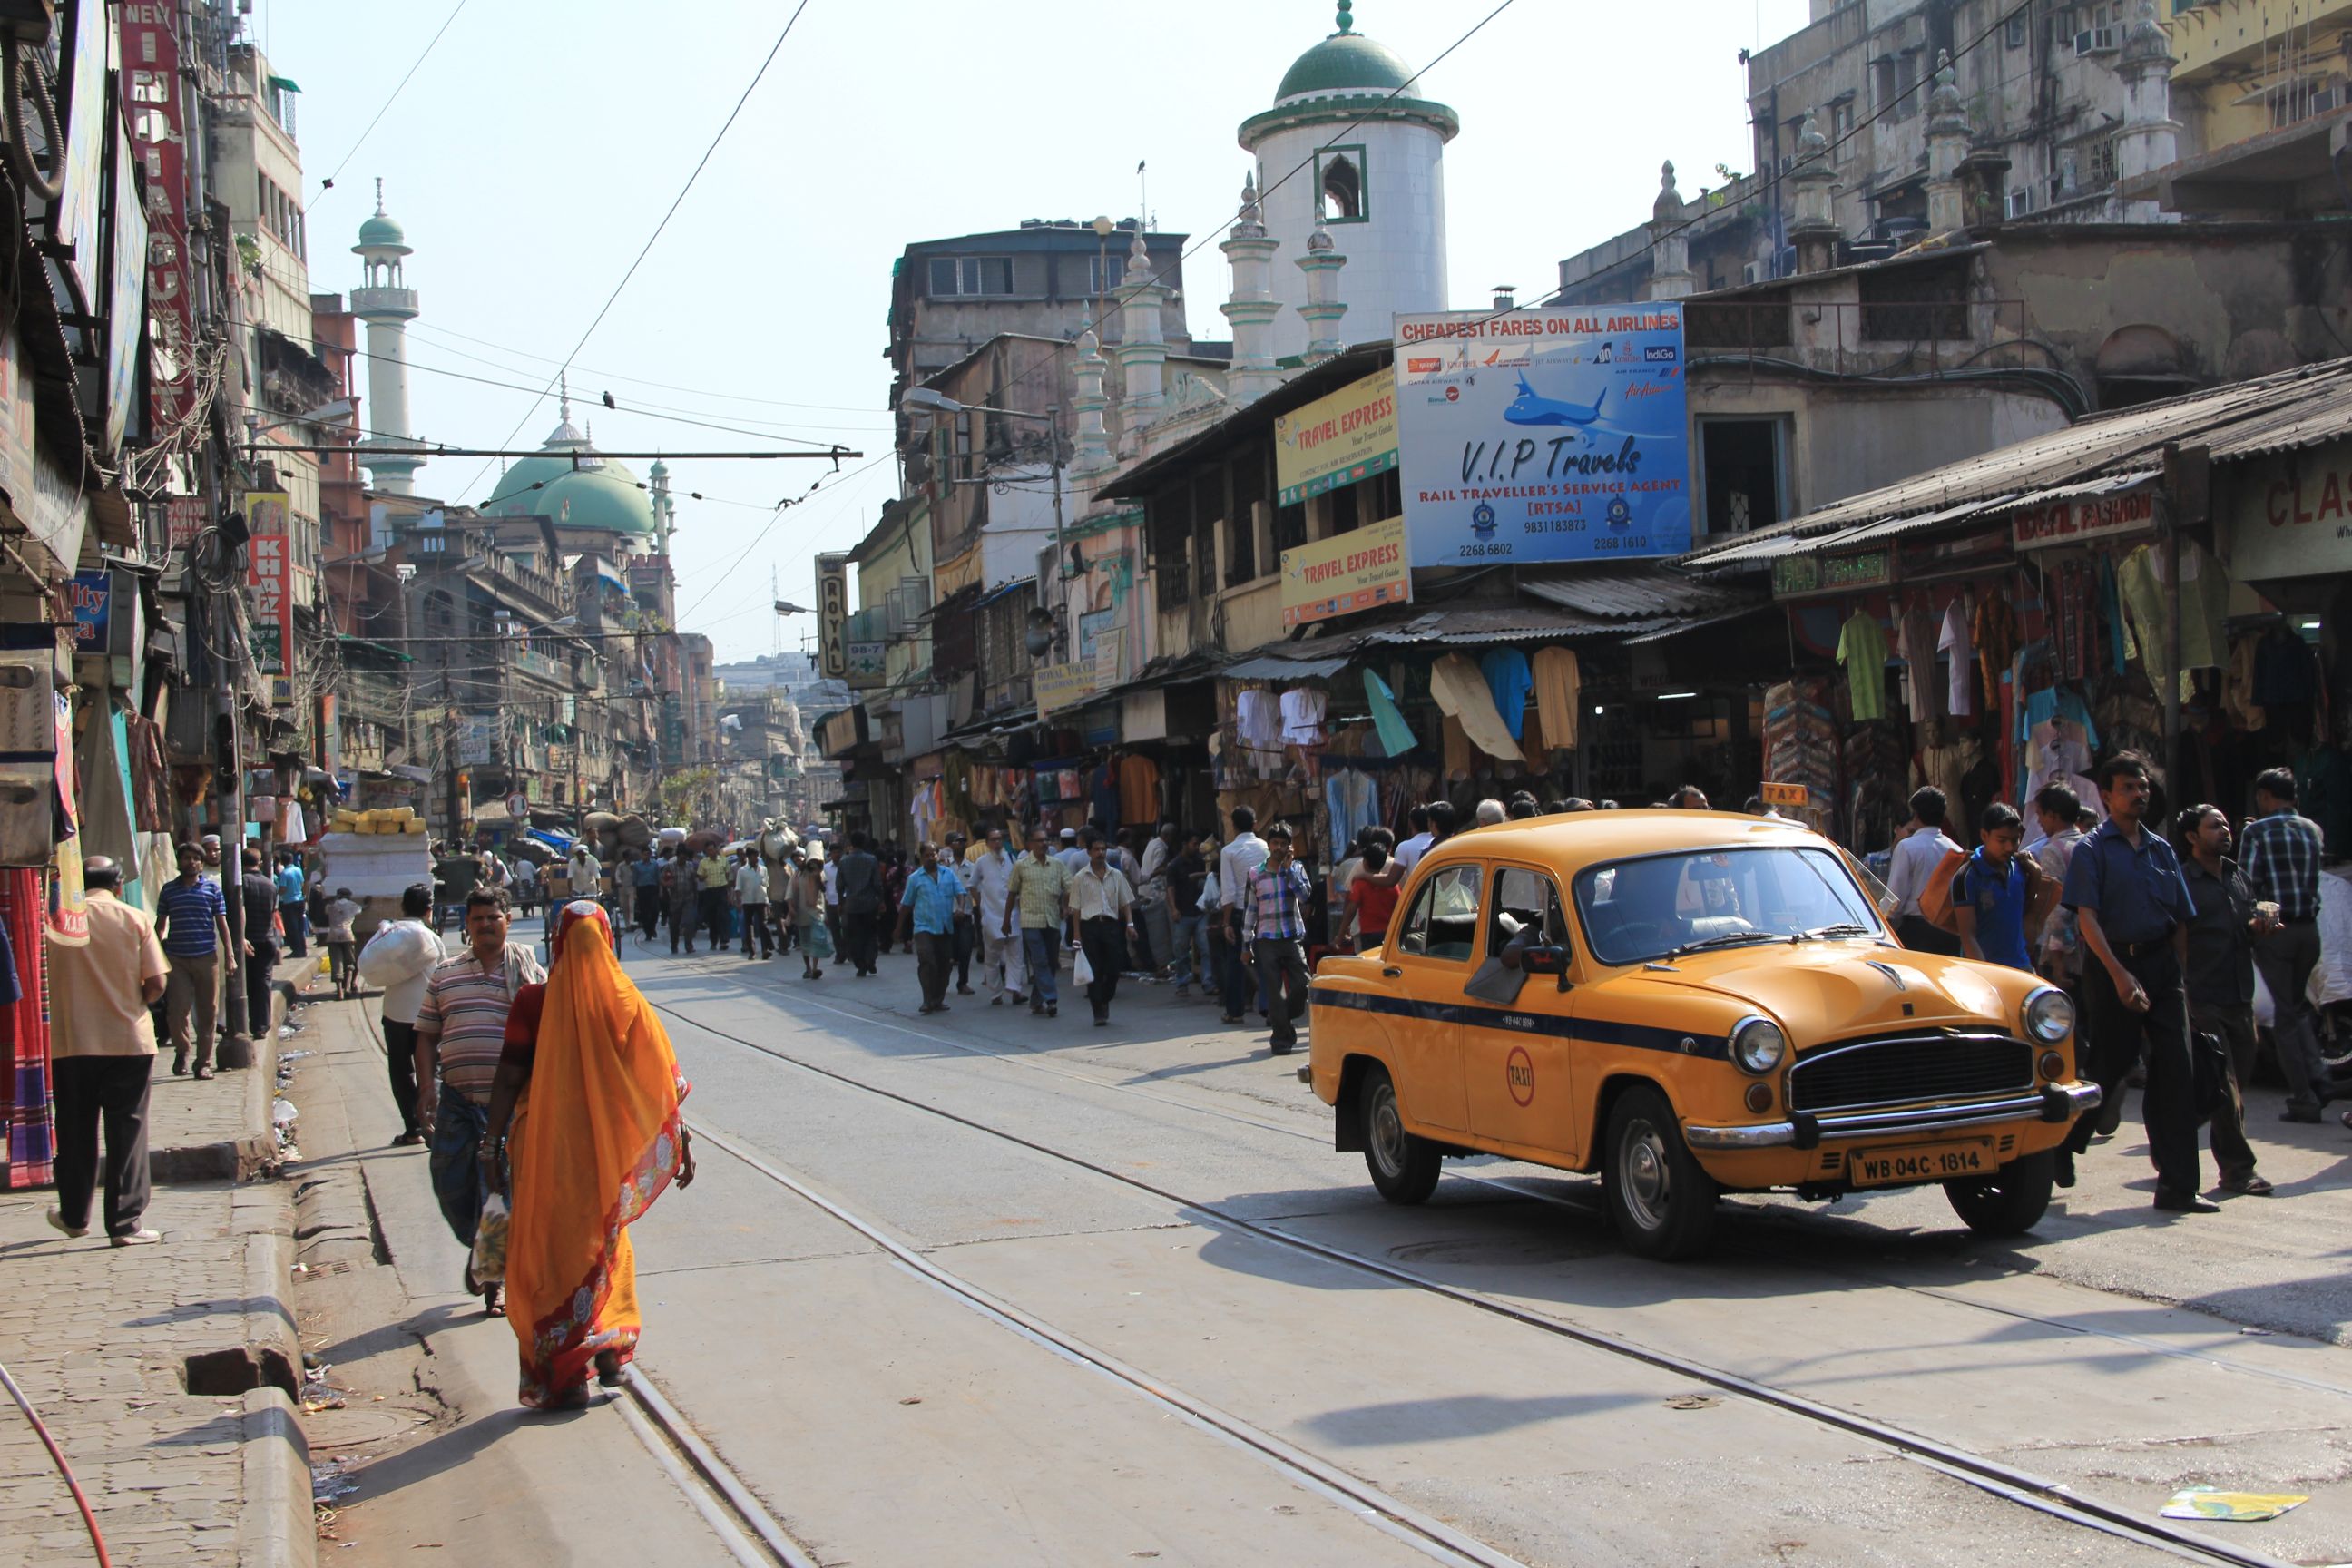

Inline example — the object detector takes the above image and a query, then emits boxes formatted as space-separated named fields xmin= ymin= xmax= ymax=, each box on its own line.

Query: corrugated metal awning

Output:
xmin=1224 ymin=651 xmax=1352 ymax=681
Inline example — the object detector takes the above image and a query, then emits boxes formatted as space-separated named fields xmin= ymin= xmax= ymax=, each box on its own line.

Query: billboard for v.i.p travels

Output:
xmin=1394 ymin=307 xmax=1690 ymax=567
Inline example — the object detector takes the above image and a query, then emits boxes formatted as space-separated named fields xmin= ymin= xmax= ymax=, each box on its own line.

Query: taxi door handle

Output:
xmin=1382 ymin=965 xmax=1402 ymax=977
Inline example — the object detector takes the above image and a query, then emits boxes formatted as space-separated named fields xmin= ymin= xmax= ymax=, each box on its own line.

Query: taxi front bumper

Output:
xmin=1684 ymin=1082 xmax=2102 ymax=1151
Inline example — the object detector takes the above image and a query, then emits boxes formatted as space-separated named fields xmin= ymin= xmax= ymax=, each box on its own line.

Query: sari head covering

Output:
xmin=505 ymin=899 xmax=691 ymax=1406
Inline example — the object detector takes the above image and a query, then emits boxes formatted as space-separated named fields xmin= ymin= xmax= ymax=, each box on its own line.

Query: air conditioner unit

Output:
xmin=2073 ymin=25 xmax=2116 ymax=54
xmin=1742 ymin=260 xmax=1765 ymax=285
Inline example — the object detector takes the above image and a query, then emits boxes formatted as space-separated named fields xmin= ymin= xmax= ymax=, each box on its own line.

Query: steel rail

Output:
xmin=668 ymin=965 xmax=2352 ymax=1406
xmin=647 ymin=989 xmax=2303 ymax=1568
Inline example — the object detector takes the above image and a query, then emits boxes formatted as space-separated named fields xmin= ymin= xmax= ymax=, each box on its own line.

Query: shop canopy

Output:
xmin=1681 ymin=355 xmax=2352 ymax=573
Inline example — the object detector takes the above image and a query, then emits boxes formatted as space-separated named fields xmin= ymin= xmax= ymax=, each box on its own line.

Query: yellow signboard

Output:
xmin=1034 ymin=658 xmax=1097 ymax=718
xmin=1273 ymin=369 xmax=1398 ymax=506
xmin=1280 ymin=514 xmax=1413 ymax=630
xmin=1760 ymin=782 xmax=1810 ymax=808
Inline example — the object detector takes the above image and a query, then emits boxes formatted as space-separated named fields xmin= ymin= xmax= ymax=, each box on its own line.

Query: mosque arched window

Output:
xmin=1318 ymin=148 xmax=1366 ymax=222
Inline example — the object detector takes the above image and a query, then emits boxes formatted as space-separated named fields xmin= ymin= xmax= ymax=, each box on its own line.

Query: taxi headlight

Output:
xmin=1730 ymin=1016 xmax=1787 ymax=1075
xmin=2024 ymin=986 xmax=2075 ymax=1044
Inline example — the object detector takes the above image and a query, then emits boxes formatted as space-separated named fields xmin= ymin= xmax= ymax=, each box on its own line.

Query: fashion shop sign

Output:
xmin=1394 ymin=308 xmax=1690 ymax=567
xmin=2010 ymin=485 xmax=2154 ymax=550
xmin=2229 ymin=438 xmax=2352 ymax=580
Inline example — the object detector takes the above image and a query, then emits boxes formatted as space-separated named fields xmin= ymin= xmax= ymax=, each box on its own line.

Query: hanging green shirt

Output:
xmin=1837 ymin=610 xmax=1890 ymax=722
xmin=1364 ymin=669 xmax=1418 ymax=758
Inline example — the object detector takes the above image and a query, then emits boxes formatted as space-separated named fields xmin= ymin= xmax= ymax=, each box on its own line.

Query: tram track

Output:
xmin=643 ymin=976 xmax=2309 ymax=1568
xmin=665 ymin=960 xmax=2352 ymax=1406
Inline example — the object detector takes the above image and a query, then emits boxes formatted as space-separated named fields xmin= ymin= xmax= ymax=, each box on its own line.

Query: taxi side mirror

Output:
xmin=1517 ymin=944 xmax=1569 ymax=976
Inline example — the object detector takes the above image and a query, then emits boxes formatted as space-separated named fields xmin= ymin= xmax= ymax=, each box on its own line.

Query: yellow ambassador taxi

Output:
xmin=1306 ymin=812 xmax=2100 ymax=1259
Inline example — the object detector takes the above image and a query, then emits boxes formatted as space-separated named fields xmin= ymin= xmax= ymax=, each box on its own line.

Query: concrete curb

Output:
xmin=237 ymin=1384 xmax=316 ymax=1568
xmin=150 ymin=1004 xmax=282 ymax=1183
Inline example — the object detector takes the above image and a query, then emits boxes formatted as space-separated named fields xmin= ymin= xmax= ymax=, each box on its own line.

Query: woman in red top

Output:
xmin=1345 ymin=843 xmax=1401 ymax=951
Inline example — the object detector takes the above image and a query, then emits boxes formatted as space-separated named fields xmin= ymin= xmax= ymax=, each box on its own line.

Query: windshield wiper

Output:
xmin=1666 ymin=930 xmax=1779 ymax=957
xmin=1793 ymin=923 xmax=1877 ymax=942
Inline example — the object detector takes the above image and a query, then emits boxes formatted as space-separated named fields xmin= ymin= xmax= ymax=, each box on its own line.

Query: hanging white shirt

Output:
xmin=1279 ymin=687 xmax=1327 ymax=746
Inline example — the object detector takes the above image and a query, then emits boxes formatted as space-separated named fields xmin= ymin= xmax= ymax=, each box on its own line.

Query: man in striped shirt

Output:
xmin=2242 ymin=768 xmax=2333 ymax=1120
xmin=1243 ymin=823 xmax=1315 ymax=1056
xmin=153 ymin=842 xmax=230 ymax=1077
xmin=414 ymin=889 xmax=544 ymax=1295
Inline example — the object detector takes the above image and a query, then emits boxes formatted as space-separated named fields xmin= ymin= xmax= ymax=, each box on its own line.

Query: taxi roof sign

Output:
xmin=1760 ymin=782 xmax=1810 ymax=808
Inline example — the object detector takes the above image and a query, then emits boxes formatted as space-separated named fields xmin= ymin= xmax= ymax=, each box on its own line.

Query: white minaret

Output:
xmin=649 ymin=457 xmax=676 ymax=555
xmin=1114 ymin=226 xmax=1169 ymax=456
xmin=1295 ymin=207 xmax=1350 ymax=360
xmin=2112 ymin=4 xmax=2181 ymax=223
xmin=1219 ymin=174 xmax=1284 ymax=406
xmin=1070 ymin=321 xmax=1114 ymax=479
xmin=350 ymin=180 xmax=426 ymax=495
xmin=1241 ymin=1 xmax=1455 ymax=362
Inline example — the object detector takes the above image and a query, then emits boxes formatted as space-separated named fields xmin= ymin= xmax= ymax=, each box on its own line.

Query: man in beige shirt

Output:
xmin=45 ymin=856 xmax=169 ymax=1245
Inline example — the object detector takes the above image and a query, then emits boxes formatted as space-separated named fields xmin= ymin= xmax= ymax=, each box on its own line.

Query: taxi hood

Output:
xmin=1615 ymin=941 xmax=2024 ymax=1041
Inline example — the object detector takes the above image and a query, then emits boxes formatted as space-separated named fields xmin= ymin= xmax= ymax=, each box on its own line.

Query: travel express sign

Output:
xmin=1394 ymin=308 xmax=1691 ymax=567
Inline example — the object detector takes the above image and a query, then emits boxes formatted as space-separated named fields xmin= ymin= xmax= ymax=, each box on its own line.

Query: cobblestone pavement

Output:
xmin=0 ymin=977 xmax=309 ymax=1568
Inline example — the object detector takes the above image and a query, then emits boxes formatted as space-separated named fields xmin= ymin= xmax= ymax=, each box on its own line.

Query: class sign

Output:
xmin=1279 ymin=514 xmax=1412 ymax=629
xmin=1273 ymin=370 xmax=1398 ymax=506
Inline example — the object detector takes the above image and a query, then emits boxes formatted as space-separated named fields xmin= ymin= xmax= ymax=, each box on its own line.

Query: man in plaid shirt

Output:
xmin=2243 ymin=769 xmax=2334 ymax=1120
xmin=1243 ymin=823 xmax=1314 ymax=1055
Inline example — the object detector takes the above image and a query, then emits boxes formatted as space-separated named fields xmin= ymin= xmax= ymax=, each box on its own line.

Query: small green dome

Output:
xmin=1275 ymin=7 xmax=1416 ymax=101
xmin=482 ymin=421 xmax=654 ymax=536
xmin=358 ymin=211 xmax=405 ymax=247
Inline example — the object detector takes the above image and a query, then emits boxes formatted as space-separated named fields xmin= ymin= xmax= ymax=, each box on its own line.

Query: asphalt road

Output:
xmin=561 ymin=937 xmax=2352 ymax=1568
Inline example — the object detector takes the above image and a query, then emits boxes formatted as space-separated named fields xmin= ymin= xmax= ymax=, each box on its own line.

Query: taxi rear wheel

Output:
xmin=1602 ymin=1085 xmax=1718 ymax=1260
xmin=1360 ymin=1063 xmax=1442 ymax=1205
xmin=1944 ymin=1152 xmax=2055 ymax=1237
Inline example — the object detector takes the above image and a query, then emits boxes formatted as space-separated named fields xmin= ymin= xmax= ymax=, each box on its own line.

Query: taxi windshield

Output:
xmin=1573 ymin=846 xmax=1886 ymax=966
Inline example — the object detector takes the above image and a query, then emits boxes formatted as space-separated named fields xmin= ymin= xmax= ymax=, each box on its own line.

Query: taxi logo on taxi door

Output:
xmin=1505 ymin=1045 xmax=1535 ymax=1106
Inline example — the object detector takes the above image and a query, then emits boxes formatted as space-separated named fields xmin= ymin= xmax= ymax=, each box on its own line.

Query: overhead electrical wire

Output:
xmin=407 ymin=320 xmax=886 ymax=416
xmin=458 ymin=0 xmax=816 ymax=500
xmin=304 ymin=0 xmax=472 ymax=211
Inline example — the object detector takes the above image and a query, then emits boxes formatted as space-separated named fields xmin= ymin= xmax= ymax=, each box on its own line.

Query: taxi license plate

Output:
xmin=1851 ymin=1140 xmax=1993 ymax=1187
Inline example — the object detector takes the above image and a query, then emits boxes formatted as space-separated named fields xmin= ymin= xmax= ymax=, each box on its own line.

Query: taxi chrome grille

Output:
xmin=1788 ymin=1033 xmax=2036 ymax=1114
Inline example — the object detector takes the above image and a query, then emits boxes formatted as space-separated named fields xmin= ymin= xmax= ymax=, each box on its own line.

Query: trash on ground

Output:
xmin=1664 ymin=1393 xmax=1721 ymax=1410
xmin=2160 ymin=1486 xmax=2308 ymax=1522
xmin=273 ymin=1098 xmax=299 ymax=1125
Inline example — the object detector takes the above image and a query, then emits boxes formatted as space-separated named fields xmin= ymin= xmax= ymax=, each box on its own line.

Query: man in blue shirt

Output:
xmin=274 ymin=852 xmax=309 ymax=958
xmin=896 ymin=839 xmax=966 ymax=1015
xmin=154 ymin=842 xmax=231 ymax=1077
xmin=2060 ymin=751 xmax=2210 ymax=1211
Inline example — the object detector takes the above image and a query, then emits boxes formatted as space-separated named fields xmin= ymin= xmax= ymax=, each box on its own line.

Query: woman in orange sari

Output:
xmin=483 ymin=900 xmax=695 ymax=1408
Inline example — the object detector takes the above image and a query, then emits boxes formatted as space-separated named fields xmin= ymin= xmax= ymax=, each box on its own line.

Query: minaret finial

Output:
xmin=374 ymin=176 xmax=385 ymax=215
xmin=1336 ymin=0 xmax=1353 ymax=34
xmin=559 ymin=371 xmax=572 ymax=425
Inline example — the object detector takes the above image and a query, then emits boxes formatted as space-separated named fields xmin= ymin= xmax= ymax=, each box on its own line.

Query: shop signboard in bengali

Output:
xmin=2011 ymin=485 xmax=2156 ymax=551
xmin=1273 ymin=368 xmax=1398 ymax=505
xmin=1034 ymin=657 xmax=1096 ymax=718
xmin=1279 ymin=514 xmax=1412 ymax=628
xmin=1821 ymin=549 xmax=1890 ymax=591
xmin=2227 ymin=438 xmax=2352 ymax=581
xmin=1394 ymin=307 xmax=1690 ymax=568
xmin=815 ymin=553 xmax=849 ymax=679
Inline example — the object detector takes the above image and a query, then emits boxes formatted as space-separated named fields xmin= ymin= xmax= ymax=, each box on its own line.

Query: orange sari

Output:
xmin=505 ymin=906 xmax=690 ymax=1406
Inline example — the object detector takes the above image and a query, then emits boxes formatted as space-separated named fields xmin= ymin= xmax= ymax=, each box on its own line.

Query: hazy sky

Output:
xmin=260 ymin=0 xmax=1808 ymax=662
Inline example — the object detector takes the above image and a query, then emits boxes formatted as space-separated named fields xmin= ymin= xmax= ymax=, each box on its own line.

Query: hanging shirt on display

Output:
xmin=1235 ymin=688 xmax=1283 ymax=755
xmin=1431 ymin=654 xmax=1524 ymax=762
xmin=1936 ymin=600 xmax=1975 ymax=718
xmin=1532 ymin=646 xmax=1580 ymax=751
xmin=1836 ymin=611 xmax=1890 ymax=723
xmin=1279 ymin=687 xmax=1328 ymax=747
xmin=1898 ymin=603 xmax=1944 ymax=722
xmin=1479 ymin=648 xmax=1533 ymax=740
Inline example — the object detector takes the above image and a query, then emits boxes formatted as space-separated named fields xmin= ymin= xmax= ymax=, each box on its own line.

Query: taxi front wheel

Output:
xmin=1603 ymin=1085 xmax=1718 ymax=1260
xmin=1944 ymin=1152 xmax=2056 ymax=1237
xmin=1360 ymin=1063 xmax=1442 ymax=1204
